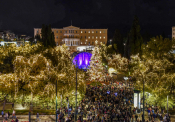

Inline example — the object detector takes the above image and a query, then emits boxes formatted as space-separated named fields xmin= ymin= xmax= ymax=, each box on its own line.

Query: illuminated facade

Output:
xmin=172 ymin=26 xmax=175 ymax=39
xmin=34 ymin=25 xmax=108 ymax=52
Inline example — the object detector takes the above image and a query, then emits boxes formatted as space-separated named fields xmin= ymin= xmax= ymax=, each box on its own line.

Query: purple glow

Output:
xmin=73 ymin=52 xmax=92 ymax=69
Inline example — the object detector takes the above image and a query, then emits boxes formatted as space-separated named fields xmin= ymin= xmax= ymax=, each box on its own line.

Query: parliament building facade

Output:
xmin=34 ymin=25 xmax=108 ymax=52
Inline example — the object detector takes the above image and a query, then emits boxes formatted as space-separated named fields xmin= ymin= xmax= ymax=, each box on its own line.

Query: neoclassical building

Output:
xmin=34 ymin=25 xmax=108 ymax=52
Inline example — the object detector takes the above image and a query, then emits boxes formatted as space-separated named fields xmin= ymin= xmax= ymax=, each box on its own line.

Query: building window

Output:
xmin=81 ymin=42 xmax=82 ymax=44
xmin=65 ymin=31 xmax=67 ymax=33
xmin=103 ymin=42 xmax=105 ymax=44
xmin=100 ymin=36 xmax=101 ymax=39
xmin=81 ymin=36 xmax=82 ymax=38
xmin=57 ymin=31 xmax=58 ymax=33
xmin=60 ymin=31 xmax=62 ymax=33
xmin=37 ymin=31 xmax=39 ymax=33
xmin=85 ymin=42 xmax=86 ymax=44
xmin=88 ymin=36 xmax=90 ymax=39
xmin=76 ymin=36 xmax=77 ymax=38
xmin=81 ymin=31 xmax=83 ymax=33
xmin=88 ymin=31 xmax=90 ymax=33
xmin=69 ymin=35 xmax=70 ymax=38
xmin=96 ymin=36 xmax=98 ymax=39
xmin=69 ymin=30 xmax=70 ymax=33
xmin=60 ymin=36 xmax=62 ymax=39
xmin=85 ymin=36 xmax=86 ymax=39
xmin=103 ymin=31 xmax=105 ymax=33
xmin=89 ymin=42 xmax=90 ymax=45
xmin=56 ymin=36 xmax=58 ymax=39
xmin=92 ymin=36 xmax=94 ymax=39
xmin=73 ymin=30 xmax=74 ymax=33
xmin=76 ymin=31 xmax=77 ymax=33
xmin=92 ymin=42 xmax=94 ymax=45
xmin=100 ymin=31 xmax=101 ymax=33
xmin=92 ymin=31 xmax=94 ymax=33
xmin=96 ymin=31 xmax=98 ymax=33
xmin=73 ymin=35 xmax=74 ymax=38
xmin=85 ymin=31 xmax=86 ymax=33
xmin=103 ymin=36 xmax=105 ymax=39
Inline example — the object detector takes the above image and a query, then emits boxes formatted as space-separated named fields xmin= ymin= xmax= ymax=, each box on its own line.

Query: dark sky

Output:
xmin=0 ymin=0 xmax=174 ymax=38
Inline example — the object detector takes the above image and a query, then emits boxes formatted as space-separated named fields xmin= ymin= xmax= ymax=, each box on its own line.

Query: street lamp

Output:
xmin=123 ymin=43 xmax=126 ymax=57
xmin=123 ymin=77 xmax=128 ymax=87
xmin=110 ymin=39 xmax=112 ymax=45
xmin=74 ymin=60 xmax=78 ymax=121
xmin=56 ymin=80 xmax=57 ymax=122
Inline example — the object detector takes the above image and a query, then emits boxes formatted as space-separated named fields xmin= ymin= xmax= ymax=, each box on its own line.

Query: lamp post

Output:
xmin=167 ymin=95 xmax=168 ymax=114
xmin=123 ymin=77 xmax=128 ymax=87
xmin=74 ymin=60 xmax=78 ymax=121
xmin=56 ymin=80 xmax=57 ymax=122
xmin=123 ymin=43 xmax=126 ymax=57
xmin=143 ymin=77 xmax=145 ymax=122
xmin=110 ymin=39 xmax=112 ymax=45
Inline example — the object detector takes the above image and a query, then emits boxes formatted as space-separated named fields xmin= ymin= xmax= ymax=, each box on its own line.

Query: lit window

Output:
xmin=100 ymin=36 xmax=101 ymax=39
xmin=92 ymin=31 xmax=94 ymax=33
xmin=85 ymin=42 xmax=86 ymax=44
xmin=81 ymin=31 xmax=83 ymax=33
xmin=88 ymin=31 xmax=90 ymax=33
xmin=103 ymin=36 xmax=105 ymax=39
xmin=81 ymin=42 xmax=82 ymax=44
xmin=92 ymin=36 xmax=94 ymax=39
xmin=100 ymin=31 xmax=101 ymax=33
xmin=96 ymin=36 xmax=98 ymax=39
xmin=88 ymin=36 xmax=90 ymax=39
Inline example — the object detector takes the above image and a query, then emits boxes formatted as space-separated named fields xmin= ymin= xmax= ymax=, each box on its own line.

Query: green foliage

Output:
xmin=112 ymin=29 xmax=123 ymax=54
xmin=129 ymin=16 xmax=143 ymax=56
xmin=41 ymin=24 xmax=56 ymax=47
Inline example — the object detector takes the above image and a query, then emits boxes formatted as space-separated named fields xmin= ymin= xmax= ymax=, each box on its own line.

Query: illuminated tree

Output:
xmin=108 ymin=54 xmax=128 ymax=73
xmin=87 ymin=46 xmax=106 ymax=82
xmin=130 ymin=36 xmax=175 ymax=108
xmin=0 ymin=43 xmax=86 ymax=110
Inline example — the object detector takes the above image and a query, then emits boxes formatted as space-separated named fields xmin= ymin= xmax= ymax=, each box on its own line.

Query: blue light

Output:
xmin=73 ymin=52 xmax=92 ymax=69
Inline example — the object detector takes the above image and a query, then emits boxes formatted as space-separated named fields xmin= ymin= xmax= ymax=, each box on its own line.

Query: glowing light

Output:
xmin=73 ymin=52 xmax=92 ymax=69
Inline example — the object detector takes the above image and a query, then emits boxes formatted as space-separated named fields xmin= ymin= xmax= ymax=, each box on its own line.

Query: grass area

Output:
xmin=3 ymin=109 xmax=56 ymax=115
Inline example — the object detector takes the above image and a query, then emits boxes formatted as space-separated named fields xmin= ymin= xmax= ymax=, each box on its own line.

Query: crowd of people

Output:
xmin=1 ymin=80 xmax=172 ymax=122
xmin=1 ymin=110 xmax=18 ymax=122
xmin=56 ymin=81 xmax=171 ymax=122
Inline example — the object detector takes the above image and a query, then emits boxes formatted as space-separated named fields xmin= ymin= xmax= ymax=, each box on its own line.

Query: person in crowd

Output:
xmin=36 ymin=112 xmax=40 ymax=121
xmin=1 ymin=110 xmax=4 ymax=118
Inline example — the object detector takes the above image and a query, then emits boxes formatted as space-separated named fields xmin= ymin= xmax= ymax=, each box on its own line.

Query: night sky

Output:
xmin=0 ymin=0 xmax=174 ymax=38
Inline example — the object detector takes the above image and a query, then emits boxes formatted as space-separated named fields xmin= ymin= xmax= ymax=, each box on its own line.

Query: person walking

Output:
xmin=1 ymin=110 xmax=4 ymax=118
xmin=12 ymin=110 xmax=16 ymax=119
xmin=8 ymin=111 xmax=10 ymax=118
xmin=36 ymin=112 xmax=40 ymax=121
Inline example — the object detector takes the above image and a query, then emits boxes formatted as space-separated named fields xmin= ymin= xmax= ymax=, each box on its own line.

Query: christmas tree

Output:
xmin=88 ymin=46 xmax=106 ymax=82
